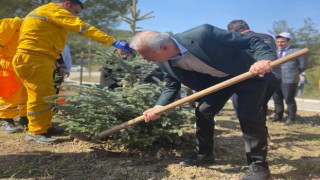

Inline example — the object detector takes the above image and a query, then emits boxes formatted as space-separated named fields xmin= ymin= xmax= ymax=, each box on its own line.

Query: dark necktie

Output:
xmin=278 ymin=50 xmax=284 ymax=58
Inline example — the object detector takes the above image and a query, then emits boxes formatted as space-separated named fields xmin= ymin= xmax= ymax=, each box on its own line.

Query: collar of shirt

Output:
xmin=168 ymin=38 xmax=188 ymax=61
xmin=278 ymin=45 xmax=290 ymax=52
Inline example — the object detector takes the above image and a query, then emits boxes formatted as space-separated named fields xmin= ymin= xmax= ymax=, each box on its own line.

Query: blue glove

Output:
xmin=112 ymin=40 xmax=132 ymax=52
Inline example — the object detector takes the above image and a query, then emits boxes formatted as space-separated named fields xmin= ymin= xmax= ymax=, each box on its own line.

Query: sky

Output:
xmin=118 ymin=0 xmax=320 ymax=35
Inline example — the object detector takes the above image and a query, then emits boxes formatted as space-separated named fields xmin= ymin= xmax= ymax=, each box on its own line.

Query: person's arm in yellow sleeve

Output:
xmin=50 ymin=6 xmax=131 ymax=52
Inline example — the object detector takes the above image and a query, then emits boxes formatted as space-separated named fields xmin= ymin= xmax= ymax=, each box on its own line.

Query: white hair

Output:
xmin=130 ymin=31 xmax=172 ymax=51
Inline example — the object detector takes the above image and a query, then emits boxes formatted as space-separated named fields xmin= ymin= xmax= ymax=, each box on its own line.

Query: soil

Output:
xmin=0 ymin=105 xmax=319 ymax=180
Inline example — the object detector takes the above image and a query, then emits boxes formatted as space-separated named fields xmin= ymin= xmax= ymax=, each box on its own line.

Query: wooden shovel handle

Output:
xmin=92 ymin=48 xmax=309 ymax=140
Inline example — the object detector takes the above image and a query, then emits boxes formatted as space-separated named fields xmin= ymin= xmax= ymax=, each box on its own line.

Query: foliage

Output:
xmin=304 ymin=66 xmax=320 ymax=98
xmin=295 ymin=18 xmax=320 ymax=46
xmin=294 ymin=18 xmax=320 ymax=98
xmin=120 ymin=0 xmax=155 ymax=36
xmin=0 ymin=0 xmax=43 ymax=18
xmin=80 ymin=0 xmax=131 ymax=31
xmin=47 ymin=51 xmax=193 ymax=149
xmin=93 ymin=46 xmax=157 ymax=83
xmin=269 ymin=20 xmax=295 ymax=38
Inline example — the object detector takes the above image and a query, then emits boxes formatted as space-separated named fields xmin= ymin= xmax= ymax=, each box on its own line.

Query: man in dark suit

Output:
xmin=227 ymin=19 xmax=281 ymax=121
xmin=130 ymin=24 xmax=276 ymax=180
xmin=226 ymin=20 xmax=281 ymax=147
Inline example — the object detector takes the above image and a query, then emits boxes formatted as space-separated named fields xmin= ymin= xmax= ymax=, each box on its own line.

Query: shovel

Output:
xmin=91 ymin=48 xmax=309 ymax=141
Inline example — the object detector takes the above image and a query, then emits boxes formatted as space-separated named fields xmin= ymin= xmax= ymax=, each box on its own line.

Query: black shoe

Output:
xmin=46 ymin=126 xmax=65 ymax=137
xmin=284 ymin=118 xmax=295 ymax=126
xmin=19 ymin=116 xmax=29 ymax=127
xmin=270 ymin=116 xmax=282 ymax=122
xmin=242 ymin=163 xmax=271 ymax=180
xmin=1 ymin=119 xmax=21 ymax=134
xmin=179 ymin=154 xmax=215 ymax=166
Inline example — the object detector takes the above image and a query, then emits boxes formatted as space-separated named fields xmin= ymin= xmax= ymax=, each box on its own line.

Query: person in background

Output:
xmin=54 ymin=44 xmax=72 ymax=94
xmin=99 ymin=39 xmax=135 ymax=89
xmin=271 ymin=32 xmax=307 ymax=125
xmin=227 ymin=19 xmax=281 ymax=122
xmin=0 ymin=17 xmax=28 ymax=133
xmin=296 ymin=72 xmax=307 ymax=96
xmin=61 ymin=44 xmax=72 ymax=77
xmin=226 ymin=20 xmax=280 ymax=147
xmin=130 ymin=24 xmax=276 ymax=180
xmin=12 ymin=0 xmax=131 ymax=144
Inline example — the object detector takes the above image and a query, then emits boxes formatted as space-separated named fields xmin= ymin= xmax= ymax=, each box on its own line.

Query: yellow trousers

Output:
xmin=13 ymin=51 xmax=56 ymax=134
xmin=0 ymin=81 xmax=27 ymax=119
xmin=0 ymin=56 xmax=27 ymax=119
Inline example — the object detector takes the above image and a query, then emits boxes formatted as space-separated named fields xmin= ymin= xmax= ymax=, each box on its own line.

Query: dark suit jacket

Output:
xmin=156 ymin=24 xmax=277 ymax=106
xmin=280 ymin=47 xmax=307 ymax=84
xmin=245 ymin=31 xmax=281 ymax=80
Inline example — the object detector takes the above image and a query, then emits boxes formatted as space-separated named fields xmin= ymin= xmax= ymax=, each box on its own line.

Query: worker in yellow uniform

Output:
xmin=0 ymin=17 xmax=28 ymax=134
xmin=12 ymin=0 xmax=131 ymax=144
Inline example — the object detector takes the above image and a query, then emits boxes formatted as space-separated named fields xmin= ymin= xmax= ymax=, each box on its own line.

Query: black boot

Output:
xmin=19 ymin=116 xmax=29 ymax=128
xmin=1 ymin=119 xmax=21 ymax=134
xmin=179 ymin=154 xmax=215 ymax=166
xmin=270 ymin=116 xmax=282 ymax=122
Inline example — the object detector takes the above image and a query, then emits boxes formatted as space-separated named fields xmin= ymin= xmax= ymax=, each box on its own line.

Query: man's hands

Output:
xmin=112 ymin=40 xmax=132 ymax=52
xmin=143 ymin=107 xmax=162 ymax=122
xmin=249 ymin=60 xmax=272 ymax=77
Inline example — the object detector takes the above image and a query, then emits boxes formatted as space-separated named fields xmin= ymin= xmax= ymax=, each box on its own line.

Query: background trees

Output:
xmin=0 ymin=0 xmax=38 ymax=18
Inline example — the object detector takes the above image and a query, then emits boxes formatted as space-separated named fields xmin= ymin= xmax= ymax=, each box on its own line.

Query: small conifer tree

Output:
xmin=47 ymin=50 xmax=193 ymax=149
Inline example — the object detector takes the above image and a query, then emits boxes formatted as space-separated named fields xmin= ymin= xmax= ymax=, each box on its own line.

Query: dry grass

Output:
xmin=0 ymin=104 xmax=319 ymax=180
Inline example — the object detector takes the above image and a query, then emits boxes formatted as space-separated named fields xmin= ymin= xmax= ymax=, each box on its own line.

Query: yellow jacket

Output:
xmin=0 ymin=17 xmax=22 ymax=59
xmin=18 ymin=2 xmax=116 ymax=59
xmin=0 ymin=17 xmax=23 ymax=76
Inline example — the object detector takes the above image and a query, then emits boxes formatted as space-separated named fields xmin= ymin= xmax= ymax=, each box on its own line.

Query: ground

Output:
xmin=0 ymin=104 xmax=319 ymax=180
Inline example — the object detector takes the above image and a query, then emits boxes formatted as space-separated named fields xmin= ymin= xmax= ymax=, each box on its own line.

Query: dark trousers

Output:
xmin=232 ymin=74 xmax=281 ymax=122
xmin=194 ymin=77 xmax=268 ymax=165
xmin=272 ymin=83 xmax=298 ymax=120
xmin=53 ymin=67 xmax=64 ymax=94
xmin=230 ymin=76 xmax=280 ymax=142
xmin=262 ymin=78 xmax=281 ymax=121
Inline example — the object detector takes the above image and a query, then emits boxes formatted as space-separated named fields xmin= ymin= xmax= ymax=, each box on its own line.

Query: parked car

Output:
xmin=71 ymin=65 xmax=87 ymax=72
